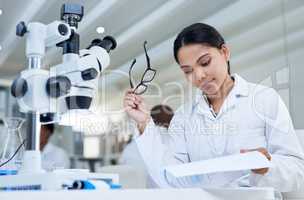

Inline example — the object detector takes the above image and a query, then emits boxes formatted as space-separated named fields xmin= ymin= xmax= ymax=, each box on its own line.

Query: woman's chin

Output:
xmin=201 ymin=88 xmax=220 ymax=97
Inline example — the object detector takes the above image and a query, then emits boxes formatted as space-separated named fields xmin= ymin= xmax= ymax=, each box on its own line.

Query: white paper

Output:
xmin=165 ymin=151 xmax=273 ymax=178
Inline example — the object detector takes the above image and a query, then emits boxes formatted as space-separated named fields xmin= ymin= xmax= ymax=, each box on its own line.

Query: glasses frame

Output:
xmin=129 ymin=41 xmax=157 ymax=95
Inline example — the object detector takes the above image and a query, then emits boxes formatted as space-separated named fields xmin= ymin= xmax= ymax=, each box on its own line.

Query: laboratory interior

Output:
xmin=0 ymin=0 xmax=304 ymax=200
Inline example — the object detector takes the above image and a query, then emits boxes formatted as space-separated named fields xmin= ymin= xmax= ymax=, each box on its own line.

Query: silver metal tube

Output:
xmin=33 ymin=112 xmax=41 ymax=151
xmin=26 ymin=112 xmax=41 ymax=151
xmin=28 ymin=56 xmax=42 ymax=69
xmin=26 ymin=56 xmax=42 ymax=151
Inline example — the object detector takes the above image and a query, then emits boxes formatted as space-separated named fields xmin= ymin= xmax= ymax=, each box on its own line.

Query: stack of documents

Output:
xmin=165 ymin=151 xmax=273 ymax=177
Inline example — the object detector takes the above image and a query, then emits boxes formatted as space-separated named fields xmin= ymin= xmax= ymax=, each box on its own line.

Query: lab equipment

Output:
xmin=11 ymin=5 xmax=116 ymax=120
xmin=0 ymin=117 xmax=25 ymax=175
xmin=0 ymin=3 xmax=118 ymax=191
xmin=0 ymin=169 xmax=119 ymax=191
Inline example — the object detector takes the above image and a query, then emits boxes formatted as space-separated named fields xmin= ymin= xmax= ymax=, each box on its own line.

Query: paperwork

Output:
xmin=165 ymin=151 xmax=273 ymax=177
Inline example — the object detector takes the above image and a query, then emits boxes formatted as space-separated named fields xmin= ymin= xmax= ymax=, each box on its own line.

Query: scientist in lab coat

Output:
xmin=119 ymin=104 xmax=174 ymax=188
xmin=40 ymin=124 xmax=70 ymax=171
xmin=123 ymin=23 xmax=304 ymax=192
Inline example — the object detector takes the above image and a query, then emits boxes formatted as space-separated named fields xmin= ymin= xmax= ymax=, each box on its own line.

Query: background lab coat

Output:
xmin=135 ymin=74 xmax=304 ymax=192
xmin=120 ymin=127 xmax=172 ymax=188
xmin=41 ymin=143 xmax=70 ymax=171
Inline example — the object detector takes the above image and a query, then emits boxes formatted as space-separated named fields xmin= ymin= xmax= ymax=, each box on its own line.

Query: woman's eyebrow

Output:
xmin=180 ymin=65 xmax=191 ymax=69
xmin=180 ymin=53 xmax=209 ymax=69
xmin=197 ymin=53 xmax=209 ymax=63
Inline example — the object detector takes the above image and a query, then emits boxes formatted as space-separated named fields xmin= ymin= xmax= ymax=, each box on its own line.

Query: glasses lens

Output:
xmin=142 ymin=69 xmax=156 ymax=82
xmin=134 ymin=84 xmax=147 ymax=95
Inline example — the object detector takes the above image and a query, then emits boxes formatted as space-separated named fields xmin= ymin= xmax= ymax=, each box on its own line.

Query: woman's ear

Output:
xmin=220 ymin=44 xmax=230 ymax=62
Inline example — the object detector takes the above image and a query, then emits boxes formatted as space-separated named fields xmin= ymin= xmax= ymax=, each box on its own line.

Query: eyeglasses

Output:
xmin=129 ymin=41 xmax=157 ymax=95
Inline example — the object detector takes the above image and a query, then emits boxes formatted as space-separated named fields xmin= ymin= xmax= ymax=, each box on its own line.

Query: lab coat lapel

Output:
xmin=194 ymin=74 xmax=249 ymax=119
xmin=218 ymin=74 xmax=250 ymax=117
xmin=195 ymin=90 xmax=215 ymax=120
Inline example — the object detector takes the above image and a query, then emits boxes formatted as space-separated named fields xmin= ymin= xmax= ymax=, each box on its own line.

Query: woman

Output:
xmin=123 ymin=23 xmax=304 ymax=192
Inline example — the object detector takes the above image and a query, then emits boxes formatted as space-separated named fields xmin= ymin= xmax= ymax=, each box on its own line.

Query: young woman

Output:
xmin=123 ymin=23 xmax=304 ymax=192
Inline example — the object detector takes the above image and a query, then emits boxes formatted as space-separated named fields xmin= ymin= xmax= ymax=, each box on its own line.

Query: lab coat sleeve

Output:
xmin=249 ymin=88 xmax=304 ymax=192
xmin=135 ymin=113 xmax=204 ymax=188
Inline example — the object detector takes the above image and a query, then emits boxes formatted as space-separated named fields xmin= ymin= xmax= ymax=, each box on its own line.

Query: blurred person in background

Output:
xmin=119 ymin=104 xmax=174 ymax=188
xmin=40 ymin=124 xmax=70 ymax=171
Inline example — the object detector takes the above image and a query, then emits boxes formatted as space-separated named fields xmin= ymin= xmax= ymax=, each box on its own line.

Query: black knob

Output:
xmin=58 ymin=23 xmax=69 ymax=36
xmin=81 ymin=68 xmax=98 ymax=80
xmin=16 ymin=21 xmax=27 ymax=37
xmin=46 ymin=76 xmax=71 ymax=98
xmin=11 ymin=77 xmax=28 ymax=98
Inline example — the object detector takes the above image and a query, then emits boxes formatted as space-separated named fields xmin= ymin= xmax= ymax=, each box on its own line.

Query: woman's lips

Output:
xmin=200 ymin=79 xmax=214 ymax=90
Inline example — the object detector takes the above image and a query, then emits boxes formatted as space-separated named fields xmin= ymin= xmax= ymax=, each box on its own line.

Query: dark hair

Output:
xmin=42 ymin=123 xmax=55 ymax=134
xmin=173 ymin=23 xmax=230 ymax=74
xmin=150 ymin=104 xmax=174 ymax=129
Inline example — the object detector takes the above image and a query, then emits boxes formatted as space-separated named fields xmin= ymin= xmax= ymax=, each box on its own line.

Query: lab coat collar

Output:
xmin=231 ymin=74 xmax=249 ymax=97
xmin=194 ymin=74 xmax=249 ymax=117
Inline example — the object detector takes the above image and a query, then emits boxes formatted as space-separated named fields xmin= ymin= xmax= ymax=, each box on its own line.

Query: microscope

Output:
xmin=0 ymin=4 xmax=119 ymax=190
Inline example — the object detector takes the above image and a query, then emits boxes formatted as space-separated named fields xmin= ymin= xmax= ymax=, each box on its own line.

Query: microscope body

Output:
xmin=11 ymin=6 xmax=116 ymax=123
xmin=8 ymin=3 xmax=116 ymax=178
xmin=0 ymin=3 xmax=120 ymax=191
xmin=12 ymin=21 xmax=72 ymax=114
xmin=47 ymin=43 xmax=112 ymax=116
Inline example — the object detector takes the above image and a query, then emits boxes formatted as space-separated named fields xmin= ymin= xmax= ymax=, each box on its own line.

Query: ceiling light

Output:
xmin=96 ymin=26 xmax=105 ymax=34
xmin=0 ymin=45 xmax=2 ymax=51
xmin=0 ymin=9 xmax=2 ymax=16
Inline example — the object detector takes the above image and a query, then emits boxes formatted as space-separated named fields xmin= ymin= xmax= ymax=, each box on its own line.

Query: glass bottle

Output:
xmin=0 ymin=117 xmax=25 ymax=175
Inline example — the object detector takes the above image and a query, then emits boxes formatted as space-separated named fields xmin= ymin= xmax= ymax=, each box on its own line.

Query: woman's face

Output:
xmin=177 ymin=43 xmax=230 ymax=95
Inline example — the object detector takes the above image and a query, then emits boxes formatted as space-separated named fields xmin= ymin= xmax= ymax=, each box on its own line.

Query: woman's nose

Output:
xmin=194 ymin=67 xmax=207 ymax=82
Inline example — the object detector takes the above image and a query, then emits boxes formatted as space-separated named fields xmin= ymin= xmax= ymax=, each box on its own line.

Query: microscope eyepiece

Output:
xmin=88 ymin=36 xmax=117 ymax=52
xmin=102 ymin=36 xmax=117 ymax=51
xmin=58 ymin=23 xmax=69 ymax=36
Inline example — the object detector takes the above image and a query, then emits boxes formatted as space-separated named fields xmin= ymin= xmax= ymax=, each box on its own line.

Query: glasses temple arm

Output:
xmin=143 ymin=41 xmax=151 ymax=69
xmin=129 ymin=59 xmax=136 ymax=88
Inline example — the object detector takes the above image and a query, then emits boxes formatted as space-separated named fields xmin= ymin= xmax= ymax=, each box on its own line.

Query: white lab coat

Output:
xmin=41 ymin=143 xmax=70 ymax=171
xmin=135 ymin=74 xmax=304 ymax=192
xmin=120 ymin=127 xmax=172 ymax=188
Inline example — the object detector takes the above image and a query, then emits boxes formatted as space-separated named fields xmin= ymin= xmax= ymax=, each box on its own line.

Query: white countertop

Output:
xmin=0 ymin=187 xmax=276 ymax=200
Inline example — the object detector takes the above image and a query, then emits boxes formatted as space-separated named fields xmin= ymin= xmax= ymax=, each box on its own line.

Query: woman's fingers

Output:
xmin=240 ymin=148 xmax=271 ymax=175
xmin=135 ymin=95 xmax=143 ymax=103
xmin=125 ymin=88 xmax=134 ymax=93
xmin=124 ymin=96 xmax=136 ymax=102
xmin=240 ymin=148 xmax=271 ymax=160
xmin=125 ymin=88 xmax=136 ymax=95
xmin=124 ymin=91 xmax=142 ymax=105
xmin=252 ymin=168 xmax=269 ymax=175
xmin=124 ymin=97 xmax=141 ymax=107
xmin=124 ymin=95 xmax=141 ymax=107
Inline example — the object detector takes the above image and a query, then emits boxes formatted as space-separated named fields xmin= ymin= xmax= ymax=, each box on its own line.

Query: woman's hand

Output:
xmin=240 ymin=148 xmax=271 ymax=175
xmin=123 ymin=89 xmax=151 ymax=133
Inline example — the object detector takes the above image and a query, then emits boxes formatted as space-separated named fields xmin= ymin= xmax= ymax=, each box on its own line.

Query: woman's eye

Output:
xmin=200 ymin=59 xmax=211 ymax=67
xmin=184 ymin=69 xmax=193 ymax=74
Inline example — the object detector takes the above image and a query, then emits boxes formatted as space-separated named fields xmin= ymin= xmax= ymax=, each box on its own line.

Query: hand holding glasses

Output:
xmin=129 ymin=41 xmax=156 ymax=95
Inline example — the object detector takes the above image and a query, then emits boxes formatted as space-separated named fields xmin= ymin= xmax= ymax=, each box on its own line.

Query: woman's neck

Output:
xmin=206 ymin=75 xmax=234 ymax=113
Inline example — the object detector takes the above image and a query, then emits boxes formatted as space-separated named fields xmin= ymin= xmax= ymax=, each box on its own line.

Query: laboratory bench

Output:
xmin=0 ymin=187 xmax=277 ymax=200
